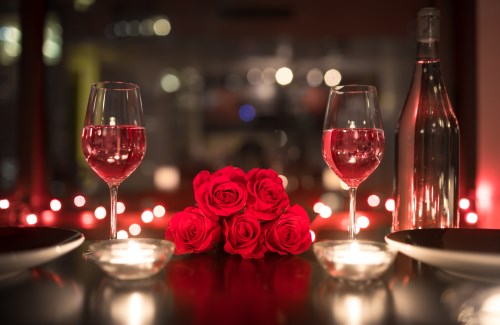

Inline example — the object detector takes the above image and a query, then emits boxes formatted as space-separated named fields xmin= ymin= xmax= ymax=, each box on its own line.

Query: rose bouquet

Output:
xmin=165 ymin=166 xmax=312 ymax=258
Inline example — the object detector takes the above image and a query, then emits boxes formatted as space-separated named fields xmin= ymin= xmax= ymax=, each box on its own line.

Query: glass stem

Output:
xmin=348 ymin=187 xmax=357 ymax=240
xmin=109 ymin=185 xmax=119 ymax=240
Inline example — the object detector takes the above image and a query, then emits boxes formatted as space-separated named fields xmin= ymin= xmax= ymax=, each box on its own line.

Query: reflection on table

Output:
xmin=1 ymin=238 xmax=500 ymax=325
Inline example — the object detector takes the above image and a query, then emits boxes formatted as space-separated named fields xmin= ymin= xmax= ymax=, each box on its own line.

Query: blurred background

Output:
xmin=0 ymin=0 xmax=488 ymax=239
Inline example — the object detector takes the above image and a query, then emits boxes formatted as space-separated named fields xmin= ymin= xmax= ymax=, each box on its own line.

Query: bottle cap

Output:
xmin=417 ymin=7 xmax=440 ymax=42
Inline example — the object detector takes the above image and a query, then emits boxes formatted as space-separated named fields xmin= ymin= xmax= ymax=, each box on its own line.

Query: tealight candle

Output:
xmin=314 ymin=240 xmax=397 ymax=281
xmin=88 ymin=239 xmax=175 ymax=280
xmin=109 ymin=241 xmax=156 ymax=265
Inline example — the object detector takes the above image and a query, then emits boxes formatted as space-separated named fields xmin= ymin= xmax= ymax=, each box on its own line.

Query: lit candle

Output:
xmin=109 ymin=241 xmax=156 ymax=265
xmin=314 ymin=240 xmax=396 ymax=281
xmin=332 ymin=241 xmax=387 ymax=266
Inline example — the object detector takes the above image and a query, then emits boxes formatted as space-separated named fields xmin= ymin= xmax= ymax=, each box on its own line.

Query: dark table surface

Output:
xmin=0 ymin=239 xmax=498 ymax=325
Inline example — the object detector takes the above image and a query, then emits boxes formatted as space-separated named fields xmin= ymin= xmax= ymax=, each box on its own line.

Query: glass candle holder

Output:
xmin=313 ymin=240 xmax=397 ymax=282
xmin=88 ymin=238 xmax=175 ymax=280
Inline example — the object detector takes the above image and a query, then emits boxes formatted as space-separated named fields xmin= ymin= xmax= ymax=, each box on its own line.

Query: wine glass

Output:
xmin=81 ymin=81 xmax=146 ymax=239
xmin=322 ymin=85 xmax=384 ymax=240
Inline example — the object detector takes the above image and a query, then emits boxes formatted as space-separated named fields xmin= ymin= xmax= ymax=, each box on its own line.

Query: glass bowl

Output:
xmin=313 ymin=240 xmax=397 ymax=282
xmin=88 ymin=238 xmax=175 ymax=280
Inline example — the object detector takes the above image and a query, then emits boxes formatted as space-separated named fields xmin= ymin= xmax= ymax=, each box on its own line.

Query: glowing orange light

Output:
xmin=26 ymin=214 xmax=38 ymax=225
xmin=0 ymin=199 xmax=10 ymax=209
xmin=153 ymin=205 xmax=166 ymax=218
xmin=117 ymin=202 xmax=125 ymax=214
xmin=80 ymin=211 xmax=95 ymax=228
xmin=477 ymin=183 xmax=493 ymax=210
xmin=357 ymin=215 xmax=370 ymax=228
xmin=141 ymin=210 xmax=154 ymax=223
xmin=117 ymin=230 xmax=128 ymax=239
xmin=74 ymin=195 xmax=86 ymax=207
xmin=367 ymin=194 xmax=380 ymax=207
xmin=466 ymin=212 xmax=478 ymax=224
xmin=49 ymin=199 xmax=62 ymax=212
xmin=459 ymin=198 xmax=471 ymax=210
xmin=385 ymin=199 xmax=395 ymax=212
xmin=95 ymin=206 xmax=107 ymax=220
xmin=129 ymin=223 xmax=142 ymax=236
xmin=41 ymin=210 xmax=55 ymax=225
xmin=319 ymin=205 xmax=332 ymax=218
xmin=313 ymin=202 xmax=325 ymax=213
xmin=310 ymin=229 xmax=316 ymax=242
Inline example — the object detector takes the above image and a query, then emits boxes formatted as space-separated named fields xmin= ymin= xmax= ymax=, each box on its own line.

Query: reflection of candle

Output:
xmin=109 ymin=242 xmax=156 ymax=265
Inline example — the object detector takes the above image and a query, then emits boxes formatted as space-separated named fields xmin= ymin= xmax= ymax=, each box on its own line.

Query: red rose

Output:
xmin=263 ymin=204 xmax=312 ymax=255
xmin=165 ymin=207 xmax=221 ymax=254
xmin=193 ymin=166 xmax=248 ymax=220
xmin=246 ymin=168 xmax=290 ymax=221
xmin=223 ymin=210 xmax=267 ymax=259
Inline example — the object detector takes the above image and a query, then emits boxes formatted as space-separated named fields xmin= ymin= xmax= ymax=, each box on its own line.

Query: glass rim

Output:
xmin=331 ymin=84 xmax=377 ymax=93
xmin=91 ymin=81 xmax=139 ymax=90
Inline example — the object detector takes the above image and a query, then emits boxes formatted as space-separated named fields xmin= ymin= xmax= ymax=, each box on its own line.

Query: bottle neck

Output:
xmin=417 ymin=40 xmax=439 ymax=61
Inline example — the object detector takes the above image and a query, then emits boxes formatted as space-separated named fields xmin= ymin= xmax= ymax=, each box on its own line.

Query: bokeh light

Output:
xmin=154 ymin=166 xmax=181 ymax=191
xmin=319 ymin=205 xmax=332 ymax=218
xmin=262 ymin=67 xmax=276 ymax=85
xmin=129 ymin=223 xmax=142 ymax=236
xmin=278 ymin=175 xmax=289 ymax=189
xmin=385 ymin=198 xmax=395 ymax=212
xmin=117 ymin=202 xmax=126 ymax=214
xmin=95 ymin=206 xmax=107 ymax=220
xmin=26 ymin=214 xmax=38 ymax=225
xmin=41 ymin=210 xmax=56 ymax=225
xmin=306 ymin=68 xmax=324 ymax=87
xmin=275 ymin=67 xmax=293 ymax=85
xmin=466 ymin=212 xmax=478 ymax=224
xmin=74 ymin=195 xmax=86 ymax=207
xmin=153 ymin=17 xmax=171 ymax=36
xmin=239 ymin=104 xmax=256 ymax=122
xmin=367 ymin=194 xmax=381 ymax=207
xmin=153 ymin=205 xmax=166 ymax=218
xmin=459 ymin=198 xmax=471 ymax=210
xmin=324 ymin=69 xmax=342 ymax=87
xmin=357 ymin=215 xmax=370 ymax=228
xmin=50 ymin=199 xmax=62 ymax=212
xmin=160 ymin=72 xmax=181 ymax=93
xmin=313 ymin=202 xmax=325 ymax=213
xmin=310 ymin=229 xmax=316 ymax=242
xmin=117 ymin=230 xmax=129 ymax=239
xmin=141 ymin=210 xmax=154 ymax=223
xmin=80 ymin=211 xmax=95 ymax=228
xmin=0 ymin=199 xmax=10 ymax=209
xmin=247 ymin=68 xmax=262 ymax=85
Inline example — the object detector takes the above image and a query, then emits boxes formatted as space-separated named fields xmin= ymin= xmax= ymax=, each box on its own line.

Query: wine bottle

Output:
xmin=392 ymin=7 xmax=460 ymax=231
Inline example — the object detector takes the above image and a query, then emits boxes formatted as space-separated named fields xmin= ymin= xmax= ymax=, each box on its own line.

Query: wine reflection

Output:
xmin=89 ymin=276 xmax=171 ymax=324
xmin=165 ymin=254 xmax=312 ymax=325
xmin=314 ymin=278 xmax=395 ymax=325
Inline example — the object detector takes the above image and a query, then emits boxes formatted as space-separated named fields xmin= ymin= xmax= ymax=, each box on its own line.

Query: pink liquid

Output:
xmin=322 ymin=128 xmax=384 ymax=188
xmin=82 ymin=125 xmax=146 ymax=186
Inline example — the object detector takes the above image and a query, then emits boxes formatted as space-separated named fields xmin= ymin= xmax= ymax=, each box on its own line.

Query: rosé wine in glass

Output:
xmin=322 ymin=128 xmax=384 ymax=188
xmin=82 ymin=81 xmax=145 ymax=240
xmin=322 ymin=85 xmax=384 ymax=240
xmin=82 ymin=125 xmax=146 ymax=186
